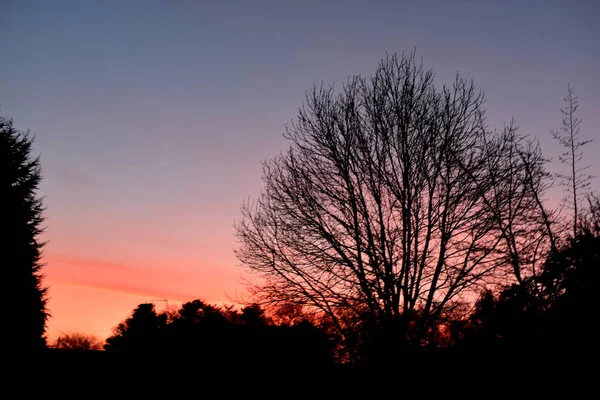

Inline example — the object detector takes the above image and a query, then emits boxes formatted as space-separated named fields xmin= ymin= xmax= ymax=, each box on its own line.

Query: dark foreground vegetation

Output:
xmin=40 ymin=223 xmax=600 ymax=368
xmin=104 ymin=301 xmax=333 ymax=365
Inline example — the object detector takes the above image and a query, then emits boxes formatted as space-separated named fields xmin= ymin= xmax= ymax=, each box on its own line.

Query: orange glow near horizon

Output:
xmin=44 ymin=250 xmax=249 ymax=342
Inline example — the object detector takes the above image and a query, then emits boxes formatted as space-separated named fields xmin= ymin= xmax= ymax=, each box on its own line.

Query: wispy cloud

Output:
xmin=45 ymin=254 xmax=209 ymax=303
xmin=50 ymin=281 xmax=202 ymax=304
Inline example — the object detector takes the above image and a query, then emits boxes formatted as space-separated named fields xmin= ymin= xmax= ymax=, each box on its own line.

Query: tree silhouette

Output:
xmin=239 ymin=303 xmax=269 ymax=326
xmin=53 ymin=332 xmax=104 ymax=351
xmin=104 ymin=300 xmax=334 ymax=365
xmin=165 ymin=299 xmax=230 ymax=352
xmin=460 ymin=220 xmax=599 ymax=353
xmin=1 ymin=115 xmax=49 ymax=349
xmin=104 ymin=303 xmax=167 ymax=352
xmin=177 ymin=299 xmax=228 ymax=326
xmin=269 ymin=302 xmax=316 ymax=327
xmin=582 ymin=193 xmax=600 ymax=234
xmin=551 ymin=84 xmax=593 ymax=238
xmin=234 ymin=52 xmax=552 ymax=359
xmin=537 ymin=228 xmax=598 ymax=349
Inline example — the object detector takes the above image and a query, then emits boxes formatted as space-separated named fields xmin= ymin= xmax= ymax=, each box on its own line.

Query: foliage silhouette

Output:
xmin=104 ymin=303 xmax=167 ymax=352
xmin=239 ymin=303 xmax=269 ymax=326
xmin=1 ymin=115 xmax=49 ymax=349
xmin=104 ymin=300 xmax=333 ymax=365
xmin=539 ymin=228 xmax=598 ymax=349
xmin=457 ymin=223 xmax=599 ymax=353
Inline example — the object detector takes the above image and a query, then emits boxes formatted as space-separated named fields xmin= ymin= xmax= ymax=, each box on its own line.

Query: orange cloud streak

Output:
xmin=44 ymin=253 xmax=245 ymax=342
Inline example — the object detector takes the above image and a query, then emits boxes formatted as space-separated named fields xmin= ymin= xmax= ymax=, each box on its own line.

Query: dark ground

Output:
xmin=14 ymin=347 xmax=591 ymax=396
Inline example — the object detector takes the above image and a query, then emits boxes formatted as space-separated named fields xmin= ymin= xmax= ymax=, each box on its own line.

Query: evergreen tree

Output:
xmin=1 ymin=116 xmax=49 ymax=349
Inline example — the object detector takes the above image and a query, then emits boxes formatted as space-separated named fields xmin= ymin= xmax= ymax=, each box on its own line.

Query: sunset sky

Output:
xmin=1 ymin=0 xmax=599 ymax=342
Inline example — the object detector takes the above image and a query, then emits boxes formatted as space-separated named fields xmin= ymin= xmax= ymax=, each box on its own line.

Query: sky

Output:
xmin=1 ymin=0 xmax=599 ymax=342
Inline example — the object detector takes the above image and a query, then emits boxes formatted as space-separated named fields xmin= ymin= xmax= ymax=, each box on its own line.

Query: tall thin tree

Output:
xmin=551 ymin=84 xmax=593 ymax=238
xmin=1 ymin=115 xmax=49 ymax=349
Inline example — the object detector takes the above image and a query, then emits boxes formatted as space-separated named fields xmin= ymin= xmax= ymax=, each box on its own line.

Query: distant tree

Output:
xmin=54 ymin=332 xmax=103 ymax=351
xmin=472 ymin=283 xmax=542 ymax=348
xmin=1 ymin=115 xmax=49 ymax=349
xmin=551 ymin=84 xmax=594 ymax=238
xmin=235 ymin=52 xmax=551 ymax=358
xmin=104 ymin=303 xmax=167 ymax=351
xmin=538 ymin=228 xmax=597 ymax=324
xmin=269 ymin=302 xmax=316 ymax=326
xmin=481 ymin=124 xmax=559 ymax=282
xmin=105 ymin=300 xmax=334 ymax=365
xmin=177 ymin=300 xmax=227 ymax=325
xmin=462 ymin=225 xmax=599 ymax=352
xmin=239 ymin=303 xmax=269 ymax=326
xmin=582 ymin=193 xmax=600 ymax=234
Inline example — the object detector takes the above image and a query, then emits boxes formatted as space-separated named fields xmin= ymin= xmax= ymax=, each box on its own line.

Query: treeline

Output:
xmin=101 ymin=300 xmax=333 ymax=366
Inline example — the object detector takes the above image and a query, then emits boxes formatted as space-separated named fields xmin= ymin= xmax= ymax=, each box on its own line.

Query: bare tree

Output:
xmin=582 ymin=193 xmax=600 ymax=233
xmin=235 ymin=52 xmax=549 ymax=356
xmin=473 ymin=123 xmax=559 ymax=284
xmin=551 ymin=84 xmax=593 ymax=238
xmin=54 ymin=332 xmax=104 ymax=351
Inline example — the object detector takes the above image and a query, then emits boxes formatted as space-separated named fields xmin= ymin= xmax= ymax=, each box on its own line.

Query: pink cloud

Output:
xmin=45 ymin=253 xmax=239 ymax=304
xmin=49 ymin=281 xmax=203 ymax=304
